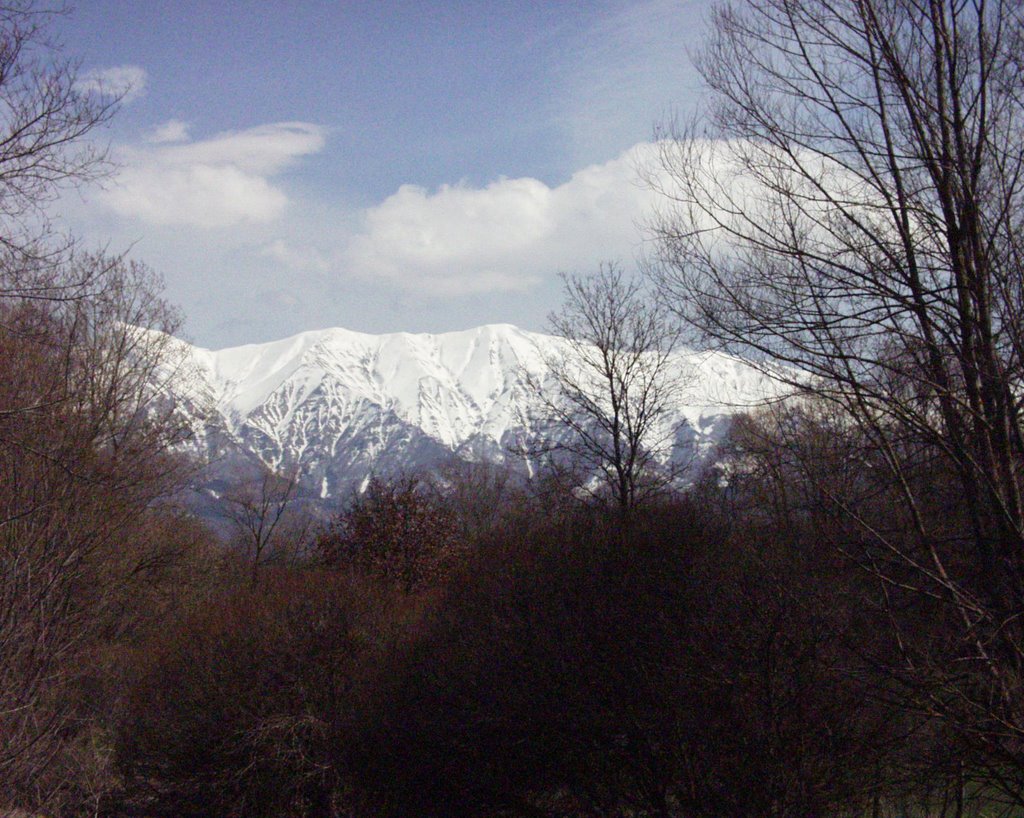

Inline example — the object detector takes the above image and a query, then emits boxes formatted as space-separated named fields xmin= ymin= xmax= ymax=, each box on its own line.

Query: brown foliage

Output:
xmin=109 ymin=469 xmax=978 ymax=817
xmin=116 ymin=569 xmax=409 ymax=818
xmin=315 ymin=474 xmax=462 ymax=592
xmin=0 ymin=257 xmax=197 ymax=814
xmin=340 ymin=501 xmax=900 ymax=818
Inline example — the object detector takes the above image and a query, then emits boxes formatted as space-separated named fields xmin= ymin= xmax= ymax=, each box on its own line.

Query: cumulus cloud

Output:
xmin=75 ymin=65 xmax=148 ymax=103
xmin=343 ymin=144 xmax=661 ymax=294
xmin=100 ymin=122 xmax=325 ymax=228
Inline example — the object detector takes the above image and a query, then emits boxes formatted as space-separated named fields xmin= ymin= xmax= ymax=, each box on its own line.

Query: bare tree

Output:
xmin=0 ymin=1 xmax=120 ymax=296
xmin=0 ymin=5 xmax=187 ymax=812
xmin=221 ymin=466 xmax=310 ymax=586
xmin=648 ymin=0 xmax=1024 ymax=795
xmin=0 ymin=255 xmax=192 ymax=812
xmin=315 ymin=474 xmax=459 ymax=592
xmin=530 ymin=263 xmax=685 ymax=518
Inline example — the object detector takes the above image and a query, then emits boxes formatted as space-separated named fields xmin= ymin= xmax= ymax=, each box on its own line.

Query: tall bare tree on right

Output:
xmin=649 ymin=0 xmax=1024 ymax=797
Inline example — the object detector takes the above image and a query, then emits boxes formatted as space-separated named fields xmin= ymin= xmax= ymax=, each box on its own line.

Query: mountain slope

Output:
xmin=169 ymin=323 xmax=783 ymax=498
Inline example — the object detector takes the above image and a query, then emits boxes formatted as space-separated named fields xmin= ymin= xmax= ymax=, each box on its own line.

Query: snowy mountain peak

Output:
xmin=172 ymin=323 xmax=782 ymax=498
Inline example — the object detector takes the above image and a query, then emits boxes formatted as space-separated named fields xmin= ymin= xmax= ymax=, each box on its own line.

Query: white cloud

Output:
xmin=343 ymin=144 xmax=660 ymax=294
xmin=107 ymin=163 xmax=288 ymax=228
xmin=154 ymin=122 xmax=325 ymax=175
xmin=76 ymin=65 xmax=148 ymax=103
xmin=146 ymin=119 xmax=190 ymax=144
xmin=99 ymin=122 xmax=325 ymax=228
xmin=64 ymin=139 xmax=681 ymax=344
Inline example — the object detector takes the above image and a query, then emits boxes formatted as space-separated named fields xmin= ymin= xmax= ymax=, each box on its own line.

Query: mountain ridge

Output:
xmin=167 ymin=323 xmax=783 ymax=499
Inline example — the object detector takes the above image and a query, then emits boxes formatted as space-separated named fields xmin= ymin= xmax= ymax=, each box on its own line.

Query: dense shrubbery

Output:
xmin=117 ymin=569 xmax=402 ymax=818
xmin=99 ymin=459 xmax=996 ymax=818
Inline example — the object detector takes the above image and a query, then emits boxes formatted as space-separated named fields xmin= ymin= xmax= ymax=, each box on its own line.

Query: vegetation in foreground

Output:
xmin=12 ymin=446 xmax=1018 ymax=818
xmin=5 ymin=0 xmax=1024 ymax=814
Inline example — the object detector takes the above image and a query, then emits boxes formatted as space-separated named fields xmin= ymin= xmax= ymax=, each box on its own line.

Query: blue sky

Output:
xmin=57 ymin=1 xmax=708 ymax=347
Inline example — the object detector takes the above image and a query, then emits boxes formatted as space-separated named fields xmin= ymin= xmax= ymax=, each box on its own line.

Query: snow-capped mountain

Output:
xmin=169 ymin=323 xmax=783 ymax=498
